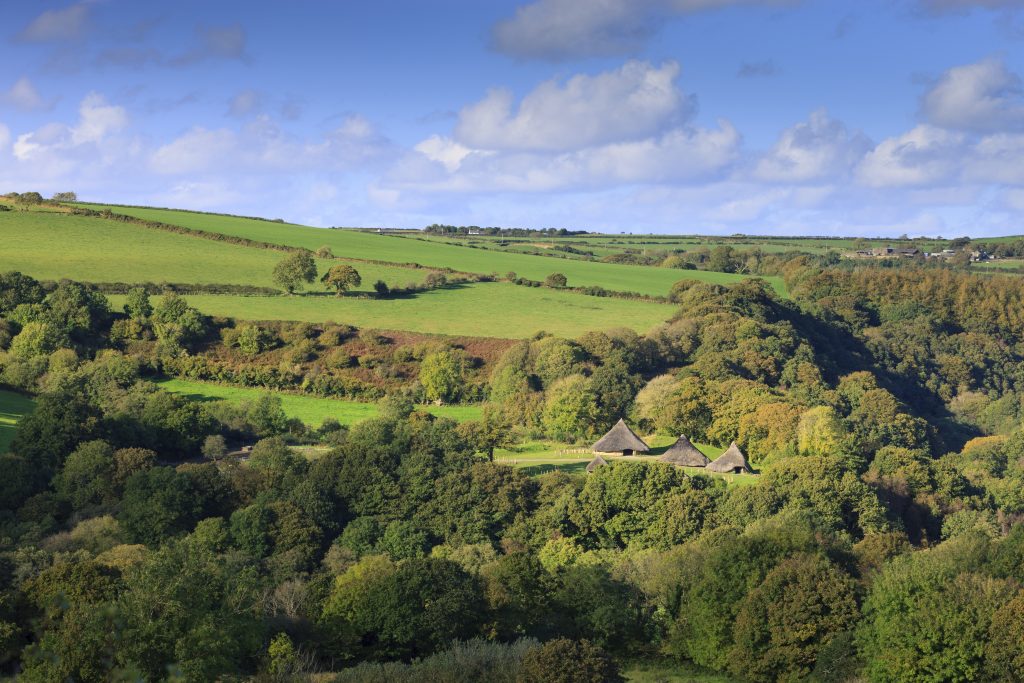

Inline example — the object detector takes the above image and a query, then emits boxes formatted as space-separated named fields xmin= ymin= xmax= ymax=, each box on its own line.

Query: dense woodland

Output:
xmin=3 ymin=251 xmax=1024 ymax=681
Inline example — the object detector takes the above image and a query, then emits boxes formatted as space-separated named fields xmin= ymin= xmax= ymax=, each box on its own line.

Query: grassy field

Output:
xmin=0 ymin=206 xmax=427 ymax=292
xmin=79 ymin=204 xmax=786 ymax=297
xmin=420 ymin=232 xmax=955 ymax=257
xmin=974 ymin=259 xmax=1024 ymax=271
xmin=494 ymin=435 xmax=760 ymax=485
xmin=157 ymin=377 xmax=481 ymax=427
xmin=0 ymin=389 xmax=35 ymax=453
xmin=109 ymin=282 xmax=676 ymax=338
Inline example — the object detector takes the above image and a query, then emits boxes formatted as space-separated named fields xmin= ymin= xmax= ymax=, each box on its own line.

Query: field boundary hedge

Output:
xmin=67 ymin=205 xmax=487 ymax=280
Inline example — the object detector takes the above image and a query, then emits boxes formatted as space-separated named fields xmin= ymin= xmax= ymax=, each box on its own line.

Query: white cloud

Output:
xmin=16 ymin=2 xmax=90 ymax=42
xmin=11 ymin=93 xmax=127 ymax=162
xmin=965 ymin=132 xmax=1024 ymax=183
xmin=414 ymin=135 xmax=475 ymax=172
xmin=921 ymin=58 xmax=1024 ymax=132
xmin=150 ymin=127 xmax=237 ymax=174
xmin=150 ymin=115 xmax=394 ymax=175
xmin=754 ymin=109 xmax=871 ymax=182
xmin=0 ymin=124 xmax=10 ymax=152
xmin=389 ymin=119 xmax=739 ymax=194
xmin=71 ymin=93 xmax=128 ymax=144
xmin=856 ymin=125 xmax=965 ymax=187
xmin=455 ymin=60 xmax=690 ymax=152
xmin=1 ymin=77 xmax=53 ymax=112
xmin=492 ymin=0 xmax=797 ymax=60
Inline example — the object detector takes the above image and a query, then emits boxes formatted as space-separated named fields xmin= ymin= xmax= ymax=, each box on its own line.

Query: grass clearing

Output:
xmin=0 ymin=207 xmax=427 ymax=292
xmin=156 ymin=377 xmax=481 ymax=427
xmin=156 ymin=378 xmax=483 ymax=428
xmin=494 ymin=434 xmax=760 ymax=485
xmin=79 ymin=204 xmax=786 ymax=298
xmin=0 ymin=389 xmax=35 ymax=453
xmin=974 ymin=259 xmax=1024 ymax=271
xmin=109 ymin=282 xmax=676 ymax=338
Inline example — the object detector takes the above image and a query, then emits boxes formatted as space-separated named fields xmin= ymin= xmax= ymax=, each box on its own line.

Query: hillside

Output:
xmin=0 ymin=203 xmax=428 ymax=291
xmin=77 ymin=203 xmax=787 ymax=297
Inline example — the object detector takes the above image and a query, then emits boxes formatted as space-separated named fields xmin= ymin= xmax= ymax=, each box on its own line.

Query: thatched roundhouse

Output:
xmin=707 ymin=442 xmax=752 ymax=474
xmin=592 ymin=418 xmax=649 ymax=456
xmin=659 ymin=435 xmax=710 ymax=467
xmin=586 ymin=455 xmax=608 ymax=473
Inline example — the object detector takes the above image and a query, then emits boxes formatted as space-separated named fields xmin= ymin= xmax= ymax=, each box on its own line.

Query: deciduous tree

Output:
xmin=273 ymin=251 xmax=317 ymax=294
xmin=322 ymin=264 xmax=362 ymax=296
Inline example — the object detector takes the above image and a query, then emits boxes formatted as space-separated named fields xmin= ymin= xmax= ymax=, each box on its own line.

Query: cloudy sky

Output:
xmin=2 ymin=0 xmax=1024 ymax=236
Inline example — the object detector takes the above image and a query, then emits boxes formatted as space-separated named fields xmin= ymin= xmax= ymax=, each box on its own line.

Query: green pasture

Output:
xmin=421 ymin=232 xmax=955 ymax=257
xmin=494 ymin=435 xmax=760 ymax=484
xmin=109 ymin=282 xmax=676 ymax=338
xmin=0 ymin=389 xmax=35 ymax=453
xmin=156 ymin=377 xmax=481 ymax=428
xmin=79 ymin=204 xmax=786 ymax=297
xmin=974 ymin=259 xmax=1024 ymax=271
xmin=0 ymin=207 xmax=427 ymax=292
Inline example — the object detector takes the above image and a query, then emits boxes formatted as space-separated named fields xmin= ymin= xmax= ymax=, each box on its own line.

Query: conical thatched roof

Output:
xmin=586 ymin=455 xmax=608 ymax=473
xmin=660 ymin=435 xmax=710 ymax=467
xmin=707 ymin=442 xmax=752 ymax=473
xmin=592 ymin=419 xmax=649 ymax=454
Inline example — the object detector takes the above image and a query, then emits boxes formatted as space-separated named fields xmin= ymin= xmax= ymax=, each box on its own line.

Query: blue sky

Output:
xmin=3 ymin=0 xmax=1024 ymax=236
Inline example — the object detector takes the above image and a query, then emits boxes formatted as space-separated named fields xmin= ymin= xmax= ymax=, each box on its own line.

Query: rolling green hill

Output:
xmin=0 ymin=206 xmax=428 ymax=291
xmin=78 ymin=203 xmax=786 ymax=297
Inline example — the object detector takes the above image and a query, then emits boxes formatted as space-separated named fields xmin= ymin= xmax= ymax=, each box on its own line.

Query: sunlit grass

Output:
xmin=79 ymin=203 xmax=787 ymax=298
xmin=157 ymin=377 xmax=481 ymax=428
xmin=110 ymin=282 xmax=676 ymax=339
xmin=0 ymin=389 xmax=35 ymax=453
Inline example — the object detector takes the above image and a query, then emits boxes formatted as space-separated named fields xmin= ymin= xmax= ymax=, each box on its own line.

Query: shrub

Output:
xmin=544 ymin=273 xmax=568 ymax=288
xmin=518 ymin=638 xmax=623 ymax=683
xmin=332 ymin=638 xmax=538 ymax=683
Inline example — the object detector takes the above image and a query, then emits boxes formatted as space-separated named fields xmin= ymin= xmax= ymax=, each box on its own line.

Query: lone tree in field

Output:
xmin=273 ymin=251 xmax=317 ymax=294
xmin=545 ymin=272 xmax=568 ymax=288
xmin=51 ymin=191 xmax=77 ymax=202
xmin=321 ymin=264 xmax=362 ymax=296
